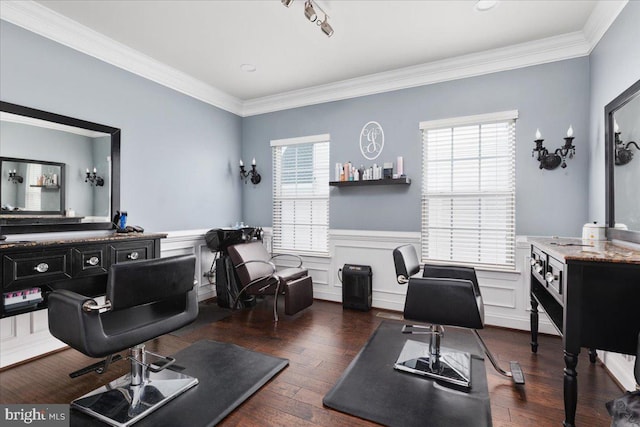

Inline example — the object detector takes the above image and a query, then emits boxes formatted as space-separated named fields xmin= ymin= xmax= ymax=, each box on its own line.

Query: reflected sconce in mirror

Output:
xmin=239 ymin=158 xmax=261 ymax=185
xmin=613 ymin=119 xmax=639 ymax=166
xmin=532 ymin=126 xmax=576 ymax=170
xmin=7 ymin=169 xmax=23 ymax=184
xmin=85 ymin=167 xmax=104 ymax=186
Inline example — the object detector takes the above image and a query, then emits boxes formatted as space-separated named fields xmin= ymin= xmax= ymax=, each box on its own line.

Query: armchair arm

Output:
xmin=270 ymin=253 xmax=303 ymax=268
xmin=48 ymin=289 xmax=109 ymax=357
xmin=235 ymin=259 xmax=277 ymax=273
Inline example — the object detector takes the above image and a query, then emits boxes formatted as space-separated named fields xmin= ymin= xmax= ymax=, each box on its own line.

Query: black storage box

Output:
xmin=342 ymin=264 xmax=372 ymax=311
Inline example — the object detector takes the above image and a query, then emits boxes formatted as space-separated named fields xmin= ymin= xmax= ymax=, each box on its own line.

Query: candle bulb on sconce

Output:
xmin=532 ymin=125 xmax=577 ymax=170
xmin=239 ymin=158 xmax=261 ymax=185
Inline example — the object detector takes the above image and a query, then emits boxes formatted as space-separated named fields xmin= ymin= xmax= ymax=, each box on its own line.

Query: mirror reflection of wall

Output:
xmin=612 ymin=92 xmax=640 ymax=232
xmin=0 ymin=114 xmax=111 ymax=220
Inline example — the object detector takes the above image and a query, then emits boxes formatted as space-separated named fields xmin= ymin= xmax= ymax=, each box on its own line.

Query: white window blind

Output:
xmin=271 ymin=134 xmax=330 ymax=255
xmin=420 ymin=111 xmax=517 ymax=269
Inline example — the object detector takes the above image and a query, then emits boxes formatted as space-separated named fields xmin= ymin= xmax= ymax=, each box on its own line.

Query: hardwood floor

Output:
xmin=0 ymin=299 xmax=623 ymax=426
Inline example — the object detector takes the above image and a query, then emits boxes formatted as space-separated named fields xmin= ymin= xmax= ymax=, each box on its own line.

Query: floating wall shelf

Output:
xmin=329 ymin=177 xmax=411 ymax=187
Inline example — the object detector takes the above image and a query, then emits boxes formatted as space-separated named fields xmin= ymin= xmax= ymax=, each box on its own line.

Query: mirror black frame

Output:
xmin=1 ymin=156 xmax=66 ymax=215
xmin=605 ymin=78 xmax=640 ymax=244
xmin=0 ymin=101 xmax=120 ymax=234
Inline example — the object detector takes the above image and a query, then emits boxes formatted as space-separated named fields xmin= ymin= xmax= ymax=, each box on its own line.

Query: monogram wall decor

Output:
xmin=359 ymin=121 xmax=384 ymax=160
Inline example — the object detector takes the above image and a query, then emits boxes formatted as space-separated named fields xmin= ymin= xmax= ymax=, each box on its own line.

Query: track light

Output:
xmin=304 ymin=1 xmax=317 ymax=22
xmin=281 ymin=0 xmax=334 ymax=37
xmin=320 ymin=19 xmax=333 ymax=37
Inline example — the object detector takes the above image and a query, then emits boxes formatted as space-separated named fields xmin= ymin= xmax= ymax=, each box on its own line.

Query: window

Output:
xmin=271 ymin=134 xmax=330 ymax=255
xmin=420 ymin=111 xmax=518 ymax=269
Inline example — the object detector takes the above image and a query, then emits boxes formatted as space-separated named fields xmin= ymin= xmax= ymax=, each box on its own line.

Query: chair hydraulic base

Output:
xmin=71 ymin=345 xmax=198 ymax=427
xmin=394 ymin=339 xmax=472 ymax=389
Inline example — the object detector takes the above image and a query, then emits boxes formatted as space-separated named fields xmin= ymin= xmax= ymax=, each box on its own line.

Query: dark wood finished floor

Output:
xmin=0 ymin=299 xmax=623 ymax=426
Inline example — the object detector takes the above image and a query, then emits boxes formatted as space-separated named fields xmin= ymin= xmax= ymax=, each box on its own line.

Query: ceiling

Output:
xmin=1 ymin=1 xmax=627 ymax=115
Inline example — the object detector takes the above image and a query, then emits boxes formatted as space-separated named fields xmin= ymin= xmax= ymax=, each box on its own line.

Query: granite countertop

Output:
xmin=0 ymin=232 xmax=168 ymax=250
xmin=529 ymin=237 xmax=640 ymax=265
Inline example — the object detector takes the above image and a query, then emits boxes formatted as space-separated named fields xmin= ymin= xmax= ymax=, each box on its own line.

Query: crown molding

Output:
xmin=0 ymin=0 xmax=244 ymax=116
xmin=582 ymin=0 xmax=628 ymax=53
xmin=0 ymin=0 xmax=627 ymax=118
xmin=242 ymin=31 xmax=592 ymax=116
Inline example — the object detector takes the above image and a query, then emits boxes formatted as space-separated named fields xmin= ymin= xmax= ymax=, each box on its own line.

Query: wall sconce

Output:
xmin=7 ymin=170 xmax=23 ymax=184
xmin=532 ymin=126 xmax=576 ymax=170
xmin=614 ymin=119 xmax=639 ymax=166
xmin=281 ymin=0 xmax=334 ymax=37
xmin=239 ymin=158 xmax=261 ymax=185
xmin=85 ymin=167 xmax=104 ymax=186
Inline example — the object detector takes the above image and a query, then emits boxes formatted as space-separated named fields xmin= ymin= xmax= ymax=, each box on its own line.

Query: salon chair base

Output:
xmin=72 ymin=368 xmax=198 ymax=427
xmin=394 ymin=339 xmax=472 ymax=389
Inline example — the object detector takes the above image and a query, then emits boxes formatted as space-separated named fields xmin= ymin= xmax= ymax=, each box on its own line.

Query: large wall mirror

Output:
xmin=0 ymin=101 xmax=120 ymax=234
xmin=605 ymin=79 xmax=640 ymax=244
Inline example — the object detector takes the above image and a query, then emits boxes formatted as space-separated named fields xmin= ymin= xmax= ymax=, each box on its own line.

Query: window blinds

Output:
xmin=271 ymin=135 xmax=330 ymax=254
xmin=420 ymin=112 xmax=517 ymax=269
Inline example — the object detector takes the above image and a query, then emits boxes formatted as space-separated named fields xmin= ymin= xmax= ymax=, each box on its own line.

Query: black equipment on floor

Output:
xmin=341 ymin=264 xmax=372 ymax=311
xmin=204 ymin=227 xmax=262 ymax=309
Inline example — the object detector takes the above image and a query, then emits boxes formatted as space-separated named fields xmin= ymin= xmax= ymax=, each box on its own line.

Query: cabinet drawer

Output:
xmin=109 ymin=240 xmax=154 ymax=264
xmin=545 ymin=256 xmax=564 ymax=304
xmin=2 ymin=250 xmax=72 ymax=291
xmin=530 ymin=247 xmax=546 ymax=284
xmin=72 ymin=245 xmax=108 ymax=277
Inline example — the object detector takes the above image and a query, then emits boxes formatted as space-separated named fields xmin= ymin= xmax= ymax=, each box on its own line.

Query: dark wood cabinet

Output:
xmin=529 ymin=237 xmax=640 ymax=427
xmin=0 ymin=233 xmax=165 ymax=318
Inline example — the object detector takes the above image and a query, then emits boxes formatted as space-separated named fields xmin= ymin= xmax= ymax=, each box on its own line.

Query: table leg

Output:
xmin=588 ymin=348 xmax=597 ymax=363
xmin=563 ymin=351 xmax=578 ymax=427
xmin=530 ymin=294 xmax=539 ymax=353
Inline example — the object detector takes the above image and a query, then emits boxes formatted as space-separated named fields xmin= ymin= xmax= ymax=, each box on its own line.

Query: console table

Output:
xmin=529 ymin=237 xmax=640 ymax=427
xmin=0 ymin=233 xmax=166 ymax=318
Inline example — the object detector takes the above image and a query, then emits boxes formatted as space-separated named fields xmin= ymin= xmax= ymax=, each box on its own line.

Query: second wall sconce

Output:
xmin=532 ymin=126 xmax=575 ymax=170
xmin=85 ymin=167 xmax=104 ymax=186
xmin=239 ymin=158 xmax=261 ymax=185
xmin=7 ymin=169 xmax=23 ymax=184
xmin=614 ymin=119 xmax=639 ymax=166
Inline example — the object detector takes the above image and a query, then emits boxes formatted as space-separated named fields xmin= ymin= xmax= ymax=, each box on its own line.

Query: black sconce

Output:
xmin=239 ymin=158 xmax=261 ymax=184
xmin=85 ymin=168 xmax=104 ymax=186
xmin=532 ymin=126 xmax=576 ymax=170
xmin=7 ymin=170 xmax=23 ymax=184
xmin=614 ymin=120 xmax=639 ymax=166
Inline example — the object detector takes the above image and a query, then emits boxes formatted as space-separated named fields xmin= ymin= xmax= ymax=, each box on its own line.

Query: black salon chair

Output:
xmin=226 ymin=241 xmax=313 ymax=321
xmin=393 ymin=244 xmax=524 ymax=388
xmin=48 ymin=254 xmax=199 ymax=426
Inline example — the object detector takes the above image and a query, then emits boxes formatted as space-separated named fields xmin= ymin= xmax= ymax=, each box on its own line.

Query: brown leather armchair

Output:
xmin=226 ymin=241 xmax=313 ymax=321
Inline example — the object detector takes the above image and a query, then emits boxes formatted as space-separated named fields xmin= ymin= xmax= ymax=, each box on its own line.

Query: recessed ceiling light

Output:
xmin=240 ymin=63 xmax=257 ymax=73
xmin=475 ymin=0 xmax=499 ymax=12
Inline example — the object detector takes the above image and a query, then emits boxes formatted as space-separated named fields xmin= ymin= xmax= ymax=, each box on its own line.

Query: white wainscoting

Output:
xmin=1 ymin=228 xmax=635 ymax=390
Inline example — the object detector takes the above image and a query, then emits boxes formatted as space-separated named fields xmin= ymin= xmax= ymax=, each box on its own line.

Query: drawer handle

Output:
xmin=545 ymin=271 xmax=557 ymax=284
xmin=34 ymin=263 xmax=49 ymax=273
xmin=86 ymin=256 xmax=100 ymax=266
xmin=127 ymin=252 xmax=140 ymax=260
xmin=531 ymin=261 xmax=543 ymax=273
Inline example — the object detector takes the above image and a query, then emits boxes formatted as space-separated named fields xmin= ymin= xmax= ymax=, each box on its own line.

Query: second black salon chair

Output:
xmin=393 ymin=244 xmax=524 ymax=388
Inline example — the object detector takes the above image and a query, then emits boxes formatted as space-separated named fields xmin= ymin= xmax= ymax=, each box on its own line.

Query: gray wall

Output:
xmin=0 ymin=21 xmax=243 ymax=232
xmin=242 ymin=59 xmax=591 ymax=237
xmin=588 ymin=1 xmax=640 ymax=225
